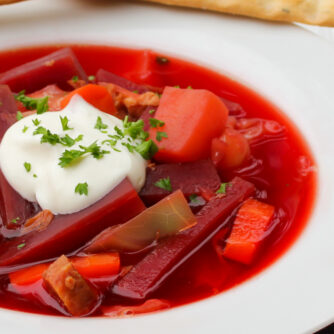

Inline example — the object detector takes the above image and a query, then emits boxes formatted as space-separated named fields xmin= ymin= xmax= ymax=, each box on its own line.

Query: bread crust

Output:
xmin=138 ymin=0 xmax=334 ymax=26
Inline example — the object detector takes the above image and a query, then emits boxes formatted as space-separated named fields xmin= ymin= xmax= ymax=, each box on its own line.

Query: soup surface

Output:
xmin=0 ymin=45 xmax=316 ymax=317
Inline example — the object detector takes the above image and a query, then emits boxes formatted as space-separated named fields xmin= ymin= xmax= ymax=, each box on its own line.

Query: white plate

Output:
xmin=0 ymin=1 xmax=334 ymax=333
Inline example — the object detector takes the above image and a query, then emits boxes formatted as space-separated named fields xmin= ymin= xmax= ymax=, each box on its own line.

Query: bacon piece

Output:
xmin=22 ymin=210 xmax=54 ymax=234
xmin=43 ymin=255 xmax=99 ymax=316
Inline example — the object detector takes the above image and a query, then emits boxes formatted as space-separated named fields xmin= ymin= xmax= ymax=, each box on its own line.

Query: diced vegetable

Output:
xmin=112 ymin=177 xmax=255 ymax=300
xmin=220 ymin=97 xmax=246 ymax=118
xmin=211 ymin=128 xmax=250 ymax=170
xmin=17 ymin=84 xmax=67 ymax=112
xmin=139 ymin=160 xmax=221 ymax=205
xmin=73 ymin=253 xmax=120 ymax=278
xmin=0 ymin=171 xmax=39 ymax=231
xmin=96 ymin=69 xmax=162 ymax=94
xmin=102 ymin=299 xmax=171 ymax=317
xmin=0 ymin=178 xmax=145 ymax=267
xmin=60 ymin=84 xmax=117 ymax=116
xmin=85 ymin=190 xmax=196 ymax=253
xmin=0 ymin=48 xmax=87 ymax=93
xmin=9 ymin=253 xmax=120 ymax=286
xmin=223 ymin=198 xmax=275 ymax=265
xmin=43 ymin=255 xmax=99 ymax=316
xmin=0 ymin=85 xmax=17 ymax=139
xmin=149 ymin=87 xmax=228 ymax=163
xmin=9 ymin=263 xmax=49 ymax=286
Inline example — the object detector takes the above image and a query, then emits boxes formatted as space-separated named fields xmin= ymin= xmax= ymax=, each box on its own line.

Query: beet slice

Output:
xmin=139 ymin=160 xmax=221 ymax=205
xmin=0 ymin=85 xmax=17 ymax=140
xmin=0 ymin=48 xmax=87 ymax=93
xmin=112 ymin=177 xmax=255 ymax=300
xmin=220 ymin=97 xmax=246 ymax=118
xmin=0 ymin=178 xmax=145 ymax=268
xmin=96 ymin=69 xmax=162 ymax=94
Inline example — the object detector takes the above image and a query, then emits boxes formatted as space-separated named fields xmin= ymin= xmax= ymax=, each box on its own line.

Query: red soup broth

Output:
xmin=0 ymin=45 xmax=316 ymax=315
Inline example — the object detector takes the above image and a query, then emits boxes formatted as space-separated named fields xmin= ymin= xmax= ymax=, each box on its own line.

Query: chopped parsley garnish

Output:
xmin=94 ymin=116 xmax=108 ymax=131
xmin=149 ymin=118 xmax=165 ymax=128
xmin=22 ymin=125 xmax=29 ymax=133
xmin=59 ymin=149 xmax=85 ymax=167
xmin=189 ymin=194 xmax=199 ymax=204
xmin=59 ymin=142 xmax=110 ymax=167
xmin=122 ymin=142 xmax=135 ymax=153
xmin=33 ymin=174 xmax=37 ymax=178
xmin=123 ymin=117 xmax=148 ymax=140
xmin=72 ymin=75 xmax=79 ymax=83
xmin=24 ymin=162 xmax=31 ymax=172
xmin=154 ymin=177 xmax=172 ymax=192
xmin=33 ymin=126 xmax=61 ymax=145
xmin=132 ymin=90 xmax=139 ymax=94
xmin=148 ymin=109 xmax=155 ymax=115
xmin=11 ymin=217 xmax=20 ymax=224
xmin=15 ymin=91 xmax=49 ymax=114
xmin=75 ymin=182 xmax=88 ymax=196
xmin=174 ymin=85 xmax=180 ymax=88
xmin=60 ymin=116 xmax=73 ymax=131
xmin=16 ymin=111 xmax=23 ymax=121
xmin=17 ymin=242 xmax=26 ymax=250
xmin=135 ymin=140 xmax=158 ymax=160
xmin=156 ymin=131 xmax=168 ymax=142
xmin=216 ymin=183 xmax=230 ymax=194
xmin=156 ymin=56 xmax=170 ymax=65
xmin=187 ymin=86 xmax=193 ymax=89
xmin=32 ymin=118 xmax=41 ymax=126
xmin=88 ymin=75 xmax=95 ymax=81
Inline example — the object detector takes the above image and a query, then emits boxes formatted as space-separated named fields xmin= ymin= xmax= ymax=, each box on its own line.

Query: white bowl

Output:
xmin=0 ymin=1 xmax=334 ymax=333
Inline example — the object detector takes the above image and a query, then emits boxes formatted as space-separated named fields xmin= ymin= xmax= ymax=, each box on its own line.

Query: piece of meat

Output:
xmin=43 ymin=255 xmax=99 ymax=316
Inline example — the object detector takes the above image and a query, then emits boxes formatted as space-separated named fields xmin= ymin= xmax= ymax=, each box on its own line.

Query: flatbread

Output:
xmin=138 ymin=0 xmax=334 ymax=26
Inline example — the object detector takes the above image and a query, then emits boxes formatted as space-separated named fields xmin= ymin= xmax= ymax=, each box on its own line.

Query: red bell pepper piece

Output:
xmin=222 ymin=198 xmax=275 ymax=265
xmin=112 ymin=177 xmax=255 ymax=300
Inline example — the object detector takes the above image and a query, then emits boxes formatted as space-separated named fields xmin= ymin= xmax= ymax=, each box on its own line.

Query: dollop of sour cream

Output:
xmin=0 ymin=96 xmax=146 ymax=215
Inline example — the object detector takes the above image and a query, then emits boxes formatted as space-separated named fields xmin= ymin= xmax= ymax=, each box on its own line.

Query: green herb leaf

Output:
xmin=94 ymin=116 xmax=108 ymax=131
xmin=11 ymin=217 xmax=20 ymax=224
xmin=24 ymin=162 xmax=31 ymax=172
xmin=15 ymin=91 xmax=49 ymax=114
xmin=75 ymin=182 xmax=88 ymax=196
xmin=72 ymin=75 xmax=79 ymax=83
xmin=132 ymin=90 xmax=139 ymax=94
xmin=22 ymin=125 xmax=29 ymax=133
xmin=33 ymin=174 xmax=37 ymax=178
xmin=88 ymin=75 xmax=95 ymax=82
xmin=17 ymin=242 xmax=26 ymax=250
xmin=149 ymin=118 xmax=165 ymax=128
xmin=189 ymin=194 xmax=199 ymax=204
xmin=16 ymin=111 xmax=23 ymax=121
xmin=135 ymin=139 xmax=158 ymax=160
xmin=59 ymin=149 xmax=85 ymax=167
xmin=32 ymin=118 xmax=41 ymax=126
xmin=154 ymin=177 xmax=172 ymax=192
xmin=60 ymin=116 xmax=73 ymax=131
xmin=156 ymin=131 xmax=168 ymax=142
xmin=60 ymin=134 xmax=76 ymax=147
xmin=216 ymin=183 xmax=230 ymax=194
xmin=79 ymin=141 xmax=110 ymax=160
xmin=122 ymin=142 xmax=135 ymax=153
xmin=148 ymin=109 xmax=155 ymax=115
xmin=33 ymin=126 xmax=60 ymax=145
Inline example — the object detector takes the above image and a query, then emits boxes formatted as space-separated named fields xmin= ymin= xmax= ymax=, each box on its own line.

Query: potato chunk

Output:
xmin=43 ymin=255 xmax=99 ymax=316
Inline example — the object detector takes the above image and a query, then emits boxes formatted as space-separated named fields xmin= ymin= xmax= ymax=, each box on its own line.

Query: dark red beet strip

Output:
xmin=0 ymin=48 xmax=87 ymax=93
xmin=96 ymin=69 xmax=162 ymax=94
xmin=0 ymin=85 xmax=17 ymax=140
xmin=112 ymin=177 xmax=255 ymax=300
xmin=0 ymin=178 xmax=145 ymax=268
xmin=139 ymin=160 xmax=221 ymax=206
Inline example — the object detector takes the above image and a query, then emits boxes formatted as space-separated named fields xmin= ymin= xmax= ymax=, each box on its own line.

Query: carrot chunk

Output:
xmin=43 ymin=255 xmax=99 ymax=316
xmin=60 ymin=84 xmax=117 ymax=116
xmin=149 ymin=87 xmax=228 ymax=163
xmin=223 ymin=198 xmax=275 ymax=265
xmin=9 ymin=253 xmax=120 ymax=287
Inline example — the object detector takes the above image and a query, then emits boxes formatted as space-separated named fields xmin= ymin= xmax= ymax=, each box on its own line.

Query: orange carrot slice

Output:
xmin=60 ymin=84 xmax=117 ymax=116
